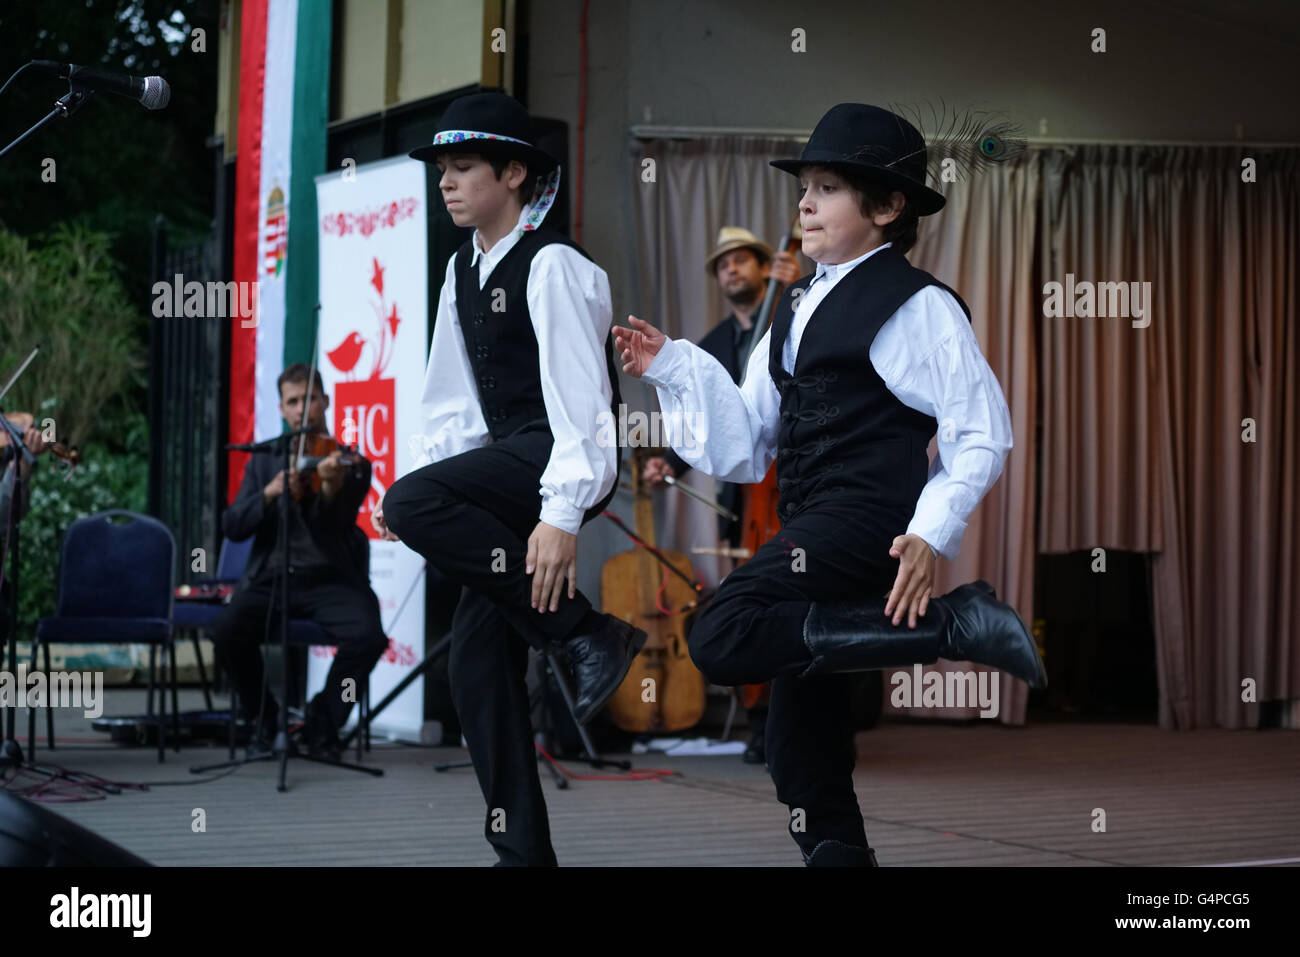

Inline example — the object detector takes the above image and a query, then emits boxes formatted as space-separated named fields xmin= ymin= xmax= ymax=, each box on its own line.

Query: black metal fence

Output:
xmin=148 ymin=216 xmax=227 ymax=585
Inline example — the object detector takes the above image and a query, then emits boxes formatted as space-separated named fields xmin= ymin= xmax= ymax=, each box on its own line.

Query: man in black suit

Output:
xmin=641 ymin=227 xmax=798 ymax=764
xmin=212 ymin=364 xmax=387 ymax=756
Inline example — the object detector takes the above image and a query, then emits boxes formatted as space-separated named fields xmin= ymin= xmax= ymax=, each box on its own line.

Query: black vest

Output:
xmin=454 ymin=228 xmax=623 ymax=443
xmin=767 ymin=246 xmax=971 ymax=523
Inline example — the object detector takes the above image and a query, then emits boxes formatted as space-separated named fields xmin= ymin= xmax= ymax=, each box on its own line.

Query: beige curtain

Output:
xmin=626 ymin=136 xmax=806 ymax=589
xmin=1038 ymin=145 xmax=1300 ymax=729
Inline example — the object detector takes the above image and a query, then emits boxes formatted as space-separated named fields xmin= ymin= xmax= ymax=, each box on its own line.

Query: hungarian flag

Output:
xmin=228 ymin=0 xmax=331 ymax=501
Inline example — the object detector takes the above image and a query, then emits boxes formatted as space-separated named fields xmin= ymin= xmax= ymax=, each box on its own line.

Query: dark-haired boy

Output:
xmin=375 ymin=92 xmax=644 ymax=867
xmin=615 ymin=103 xmax=1045 ymax=866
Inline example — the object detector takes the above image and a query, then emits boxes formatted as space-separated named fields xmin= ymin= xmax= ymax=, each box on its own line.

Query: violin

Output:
xmin=1 ymin=411 xmax=83 ymax=468
xmin=292 ymin=429 xmax=360 ymax=500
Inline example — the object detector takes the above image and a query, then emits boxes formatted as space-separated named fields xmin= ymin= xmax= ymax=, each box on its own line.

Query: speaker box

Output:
xmin=0 ymin=792 xmax=150 ymax=866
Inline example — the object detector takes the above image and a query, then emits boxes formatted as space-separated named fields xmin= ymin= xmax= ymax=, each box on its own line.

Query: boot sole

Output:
xmin=574 ymin=625 xmax=648 ymax=726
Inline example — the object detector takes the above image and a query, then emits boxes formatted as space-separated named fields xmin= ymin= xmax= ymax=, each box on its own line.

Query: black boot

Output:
xmin=244 ymin=692 xmax=280 ymax=757
xmin=806 ymin=840 xmax=880 ymax=867
xmin=801 ymin=580 xmax=1047 ymax=688
xmin=562 ymin=613 xmax=648 ymax=726
xmin=304 ymin=692 xmax=343 ymax=760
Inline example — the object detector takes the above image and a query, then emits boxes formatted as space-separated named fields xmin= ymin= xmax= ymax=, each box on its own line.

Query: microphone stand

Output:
xmin=0 ymin=407 xmax=38 ymax=772
xmin=0 ymin=83 xmax=95 ymax=161
xmin=190 ymin=427 xmax=381 ymax=789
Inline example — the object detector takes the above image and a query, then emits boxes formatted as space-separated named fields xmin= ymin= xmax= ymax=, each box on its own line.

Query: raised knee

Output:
xmin=381 ymin=476 xmax=416 ymax=536
xmin=688 ymin=627 xmax=745 ymax=686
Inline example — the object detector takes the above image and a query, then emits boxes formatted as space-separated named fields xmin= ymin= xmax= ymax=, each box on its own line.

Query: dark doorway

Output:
xmin=1031 ymin=549 xmax=1159 ymax=721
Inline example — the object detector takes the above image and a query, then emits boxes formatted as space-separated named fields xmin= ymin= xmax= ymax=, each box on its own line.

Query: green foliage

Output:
xmin=0 ymin=0 xmax=219 ymax=310
xmin=0 ymin=223 xmax=146 ymax=452
xmin=1 ymin=222 xmax=150 ymax=632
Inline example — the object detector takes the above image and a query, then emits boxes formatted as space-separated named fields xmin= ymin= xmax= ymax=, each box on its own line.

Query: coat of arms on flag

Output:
xmin=263 ymin=183 xmax=287 ymax=277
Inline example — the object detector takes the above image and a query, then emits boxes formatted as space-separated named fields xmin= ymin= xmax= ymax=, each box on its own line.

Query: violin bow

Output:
xmin=740 ymin=211 xmax=802 ymax=376
xmin=296 ymin=303 xmax=324 ymax=467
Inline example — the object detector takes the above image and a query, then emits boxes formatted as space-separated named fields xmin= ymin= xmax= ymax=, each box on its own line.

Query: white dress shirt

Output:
xmin=411 ymin=202 xmax=617 ymax=535
xmin=642 ymin=242 xmax=1013 ymax=561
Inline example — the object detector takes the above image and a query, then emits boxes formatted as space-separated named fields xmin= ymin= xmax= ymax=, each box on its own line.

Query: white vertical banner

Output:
xmin=252 ymin=0 xmax=297 ymax=443
xmin=312 ymin=156 xmax=429 ymax=740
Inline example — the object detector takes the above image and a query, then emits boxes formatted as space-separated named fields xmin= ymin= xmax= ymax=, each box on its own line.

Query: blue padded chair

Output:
xmin=172 ymin=536 xmax=255 ymax=710
xmin=30 ymin=510 xmax=177 ymax=763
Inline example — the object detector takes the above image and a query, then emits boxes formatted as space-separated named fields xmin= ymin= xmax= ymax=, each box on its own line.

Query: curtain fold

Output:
xmin=1037 ymin=145 xmax=1300 ymax=729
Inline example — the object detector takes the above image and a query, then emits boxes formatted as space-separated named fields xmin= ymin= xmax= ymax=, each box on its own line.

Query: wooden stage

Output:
xmin=5 ymin=690 xmax=1298 ymax=867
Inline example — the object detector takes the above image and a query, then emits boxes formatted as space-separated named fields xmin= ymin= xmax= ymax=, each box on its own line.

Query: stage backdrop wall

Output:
xmin=310 ymin=155 xmax=429 ymax=740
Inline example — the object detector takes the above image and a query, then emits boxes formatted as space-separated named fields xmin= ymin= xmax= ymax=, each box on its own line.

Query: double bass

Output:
xmin=601 ymin=447 xmax=707 ymax=733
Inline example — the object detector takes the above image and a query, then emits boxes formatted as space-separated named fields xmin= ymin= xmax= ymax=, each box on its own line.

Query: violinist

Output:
xmin=0 ymin=408 xmax=48 ymax=494
xmin=640 ymin=228 xmax=798 ymax=765
xmin=212 ymin=363 xmax=387 ymax=758
xmin=0 ymin=412 xmax=50 ymax=525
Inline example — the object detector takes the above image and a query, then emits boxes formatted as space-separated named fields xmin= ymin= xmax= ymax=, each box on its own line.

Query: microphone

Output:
xmin=29 ymin=60 xmax=170 ymax=110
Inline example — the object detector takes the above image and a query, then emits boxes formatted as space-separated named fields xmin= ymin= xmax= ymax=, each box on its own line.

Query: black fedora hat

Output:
xmin=771 ymin=103 xmax=946 ymax=216
xmin=409 ymin=92 xmax=559 ymax=175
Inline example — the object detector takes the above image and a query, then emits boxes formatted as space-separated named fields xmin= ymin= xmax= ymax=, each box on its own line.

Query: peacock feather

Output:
xmin=854 ymin=100 xmax=1027 ymax=183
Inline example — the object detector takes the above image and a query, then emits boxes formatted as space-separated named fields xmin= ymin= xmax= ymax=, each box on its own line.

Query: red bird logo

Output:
xmin=327 ymin=332 xmax=367 ymax=378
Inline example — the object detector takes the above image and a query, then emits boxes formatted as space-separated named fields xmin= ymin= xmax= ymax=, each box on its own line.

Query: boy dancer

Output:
xmin=615 ymin=103 xmax=1045 ymax=866
xmin=374 ymin=92 xmax=644 ymax=866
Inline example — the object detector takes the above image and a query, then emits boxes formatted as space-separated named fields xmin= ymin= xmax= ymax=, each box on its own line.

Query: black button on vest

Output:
xmin=454 ymin=227 xmax=623 ymax=444
xmin=766 ymin=246 xmax=971 ymax=521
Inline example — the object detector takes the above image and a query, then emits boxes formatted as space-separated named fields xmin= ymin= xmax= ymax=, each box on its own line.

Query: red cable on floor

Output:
xmin=534 ymin=742 xmax=677 ymax=782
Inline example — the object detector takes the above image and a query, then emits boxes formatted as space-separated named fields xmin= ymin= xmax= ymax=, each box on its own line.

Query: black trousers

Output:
xmin=211 ymin=569 xmax=388 ymax=730
xmin=382 ymin=430 xmax=616 ymax=866
xmin=688 ymin=497 xmax=911 ymax=861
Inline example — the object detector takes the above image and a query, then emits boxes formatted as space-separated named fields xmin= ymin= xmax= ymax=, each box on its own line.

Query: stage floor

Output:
xmin=5 ymin=690 xmax=1298 ymax=867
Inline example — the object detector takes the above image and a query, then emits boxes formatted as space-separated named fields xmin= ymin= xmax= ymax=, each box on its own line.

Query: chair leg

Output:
xmin=720 ymin=690 xmax=739 ymax=742
xmin=155 ymin=647 xmax=165 ymax=763
xmin=192 ymin=631 xmax=214 ymax=711
xmin=355 ymin=683 xmax=364 ymax=762
xmin=228 ymin=686 xmax=238 ymax=759
xmin=169 ymin=640 xmax=181 ymax=752
xmin=146 ymin=645 xmax=157 ymax=717
xmin=27 ymin=640 xmax=37 ymax=757
xmin=43 ymin=640 xmax=54 ymax=751
xmin=364 ymin=678 xmax=371 ymax=752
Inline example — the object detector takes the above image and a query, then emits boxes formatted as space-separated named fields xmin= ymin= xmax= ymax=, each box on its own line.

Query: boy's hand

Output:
xmin=884 ymin=534 xmax=935 ymax=629
xmin=370 ymin=501 xmax=401 ymax=541
xmin=612 ymin=315 xmax=666 ymax=378
xmin=527 ymin=520 xmax=578 ymax=613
